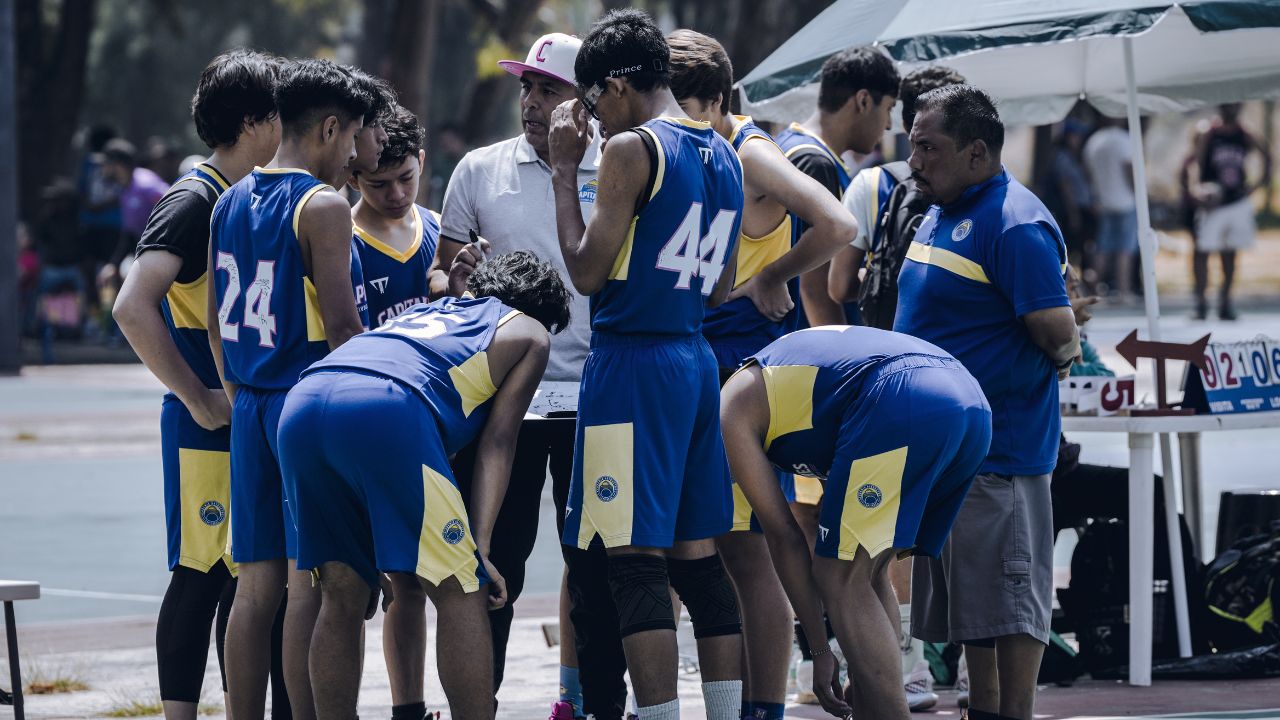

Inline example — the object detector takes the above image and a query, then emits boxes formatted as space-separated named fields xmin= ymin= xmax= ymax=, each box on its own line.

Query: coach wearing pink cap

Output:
xmin=429 ymin=33 xmax=625 ymax=720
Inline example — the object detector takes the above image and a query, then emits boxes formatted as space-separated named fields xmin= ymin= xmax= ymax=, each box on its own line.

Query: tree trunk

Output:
xmin=16 ymin=0 xmax=98 ymax=221
xmin=457 ymin=0 xmax=542 ymax=146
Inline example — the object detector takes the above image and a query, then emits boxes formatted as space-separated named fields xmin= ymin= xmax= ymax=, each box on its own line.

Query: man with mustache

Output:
xmin=428 ymin=33 xmax=627 ymax=720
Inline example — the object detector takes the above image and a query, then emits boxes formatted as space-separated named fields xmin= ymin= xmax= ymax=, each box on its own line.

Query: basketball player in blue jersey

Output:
xmin=548 ymin=10 xmax=745 ymax=720
xmin=665 ymin=30 xmax=859 ymax=720
xmin=208 ymin=58 xmax=372 ymax=720
xmin=114 ymin=50 xmax=281 ymax=720
xmin=773 ymin=47 xmax=900 ymax=328
xmin=720 ymin=327 xmax=992 ymax=720
xmin=277 ymin=252 xmax=572 ymax=720
xmin=346 ymin=104 xmax=441 ymax=716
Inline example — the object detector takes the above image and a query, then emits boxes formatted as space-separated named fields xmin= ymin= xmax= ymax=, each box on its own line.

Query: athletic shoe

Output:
xmin=955 ymin=653 xmax=969 ymax=709
xmin=1219 ymin=302 xmax=1239 ymax=321
xmin=1192 ymin=299 xmax=1208 ymax=320
xmin=549 ymin=701 xmax=576 ymax=720
xmin=794 ymin=659 xmax=817 ymax=704
xmin=903 ymin=659 xmax=939 ymax=712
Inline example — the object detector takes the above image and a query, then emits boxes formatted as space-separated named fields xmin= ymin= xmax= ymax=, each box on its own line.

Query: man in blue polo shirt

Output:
xmin=894 ymin=85 xmax=1080 ymax=720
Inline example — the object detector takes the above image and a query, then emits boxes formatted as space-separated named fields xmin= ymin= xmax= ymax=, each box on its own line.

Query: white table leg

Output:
xmin=1129 ymin=431 xmax=1155 ymax=686
xmin=1160 ymin=437 xmax=1193 ymax=658
xmin=1177 ymin=431 xmax=1204 ymax=557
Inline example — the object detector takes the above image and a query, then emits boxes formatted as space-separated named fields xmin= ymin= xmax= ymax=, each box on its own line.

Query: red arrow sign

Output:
xmin=1115 ymin=330 xmax=1210 ymax=370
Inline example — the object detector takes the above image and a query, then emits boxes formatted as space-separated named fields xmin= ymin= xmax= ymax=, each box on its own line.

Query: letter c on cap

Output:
xmin=536 ymin=40 xmax=552 ymax=63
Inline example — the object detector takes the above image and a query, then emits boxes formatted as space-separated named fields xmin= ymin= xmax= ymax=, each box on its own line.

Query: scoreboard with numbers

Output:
xmin=1183 ymin=337 xmax=1280 ymax=414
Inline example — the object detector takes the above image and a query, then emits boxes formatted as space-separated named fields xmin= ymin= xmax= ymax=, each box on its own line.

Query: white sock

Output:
xmin=900 ymin=603 xmax=923 ymax=677
xmin=701 ymin=680 xmax=742 ymax=720
xmin=637 ymin=698 xmax=680 ymax=720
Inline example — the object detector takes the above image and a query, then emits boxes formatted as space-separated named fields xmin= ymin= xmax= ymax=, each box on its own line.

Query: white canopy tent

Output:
xmin=739 ymin=0 xmax=1280 ymax=687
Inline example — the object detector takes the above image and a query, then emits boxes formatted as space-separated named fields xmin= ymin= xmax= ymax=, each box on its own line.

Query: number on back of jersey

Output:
xmin=216 ymin=254 xmax=278 ymax=347
xmin=656 ymin=202 xmax=736 ymax=294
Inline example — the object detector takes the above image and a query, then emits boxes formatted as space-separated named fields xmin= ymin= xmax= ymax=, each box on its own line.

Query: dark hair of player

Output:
xmin=666 ymin=29 xmax=732 ymax=114
xmin=103 ymin=138 xmax=138 ymax=168
xmin=466 ymin=251 xmax=572 ymax=335
xmin=817 ymin=46 xmax=901 ymax=114
xmin=275 ymin=59 xmax=375 ymax=138
xmin=575 ymin=8 xmax=671 ymax=94
xmin=914 ymin=84 xmax=1004 ymax=151
xmin=191 ymin=49 xmax=281 ymax=150
xmin=370 ymin=105 xmax=425 ymax=173
xmin=348 ymin=67 xmax=397 ymax=127
xmin=899 ymin=66 xmax=965 ymax=133
xmin=87 ymin=124 xmax=118 ymax=153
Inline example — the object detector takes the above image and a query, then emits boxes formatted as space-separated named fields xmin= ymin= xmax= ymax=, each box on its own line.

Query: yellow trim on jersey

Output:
xmin=782 ymin=123 xmax=853 ymax=177
xmin=303 ymin=277 xmax=326 ymax=342
xmin=837 ymin=446 xmax=908 ymax=559
xmin=177 ymin=447 xmax=233 ymax=572
xmin=166 ymin=273 xmax=209 ymax=330
xmin=633 ymin=126 xmax=665 ymax=201
xmin=905 ymin=241 xmax=990 ymax=284
xmin=196 ymin=163 xmax=231 ymax=190
xmin=417 ymin=463 xmax=481 ymax=592
xmin=353 ymin=206 xmax=424 ymax=263
xmin=734 ymin=214 xmax=793 ymax=288
xmin=609 ymin=217 xmax=637 ymax=282
xmin=257 ymin=166 xmax=313 ymax=175
xmin=576 ymin=422 xmax=636 ymax=549
xmin=448 ymin=351 xmax=497 ymax=418
xmin=292 ymin=183 xmax=331 ymax=239
xmin=177 ymin=175 xmax=220 ymax=197
xmin=729 ymin=115 xmax=776 ymax=151
xmin=730 ymin=483 xmax=756 ymax=532
xmin=658 ymin=116 xmax=712 ymax=130
xmin=497 ymin=309 xmax=522 ymax=328
xmin=794 ymin=475 xmax=824 ymax=505
xmin=762 ymin=364 xmax=818 ymax=451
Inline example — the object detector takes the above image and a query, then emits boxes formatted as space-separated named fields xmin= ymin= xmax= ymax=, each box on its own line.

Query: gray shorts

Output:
xmin=911 ymin=472 xmax=1054 ymax=645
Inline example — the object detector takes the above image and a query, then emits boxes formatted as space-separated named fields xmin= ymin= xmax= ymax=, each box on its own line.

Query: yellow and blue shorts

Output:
xmin=816 ymin=356 xmax=991 ymax=560
xmin=229 ymin=386 xmax=295 ymax=563
xmin=160 ymin=394 xmax=232 ymax=572
xmin=563 ymin=333 xmax=732 ymax=550
xmin=278 ymin=370 xmax=488 ymax=591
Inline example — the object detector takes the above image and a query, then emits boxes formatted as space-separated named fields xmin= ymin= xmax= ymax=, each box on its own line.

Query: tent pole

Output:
xmin=1123 ymin=37 xmax=1161 ymax=342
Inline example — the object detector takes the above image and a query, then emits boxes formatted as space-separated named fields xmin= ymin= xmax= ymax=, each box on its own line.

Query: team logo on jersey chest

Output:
xmin=951 ymin=219 xmax=973 ymax=242
xmin=579 ymin=178 xmax=598 ymax=205
xmin=856 ymin=483 xmax=883 ymax=509
xmin=369 ymin=277 xmax=390 ymax=294
xmin=199 ymin=500 xmax=226 ymax=526
xmin=594 ymin=475 xmax=619 ymax=502
xmin=441 ymin=519 xmax=466 ymax=545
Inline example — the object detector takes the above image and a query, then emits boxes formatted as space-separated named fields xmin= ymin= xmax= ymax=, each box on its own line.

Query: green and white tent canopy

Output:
xmin=739 ymin=0 xmax=1280 ymax=127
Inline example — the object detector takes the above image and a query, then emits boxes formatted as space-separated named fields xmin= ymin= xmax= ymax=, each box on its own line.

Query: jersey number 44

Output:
xmin=656 ymin=202 xmax=736 ymax=295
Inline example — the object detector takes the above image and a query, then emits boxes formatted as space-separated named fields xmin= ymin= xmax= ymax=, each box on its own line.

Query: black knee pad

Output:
xmin=668 ymin=554 xmax=742 ymax=639
xmin=607 ymin=553 xmax=676 ymax=638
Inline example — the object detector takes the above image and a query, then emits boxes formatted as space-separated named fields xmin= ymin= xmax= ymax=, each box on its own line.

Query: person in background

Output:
xmin=78 ymin=124 xmax=123 ymax=317
xmin=1082 ymin=118 xmax=1137 ymax=301
xmin=1039 ymin=121 xmax=1094 ymax=280
xmin=1184 ymin=103 xmax=1272 ymax=321
xmin=100 ymin=139 xmax=171 ymax=315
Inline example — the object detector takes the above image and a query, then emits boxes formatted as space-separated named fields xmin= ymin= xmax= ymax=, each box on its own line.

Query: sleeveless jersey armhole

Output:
xmin=629 ymin=128 xmax=660 ymax=216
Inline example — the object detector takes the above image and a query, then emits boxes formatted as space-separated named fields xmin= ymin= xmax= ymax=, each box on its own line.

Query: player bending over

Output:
xmin=720 ymin=326 xmax=991 ymax=720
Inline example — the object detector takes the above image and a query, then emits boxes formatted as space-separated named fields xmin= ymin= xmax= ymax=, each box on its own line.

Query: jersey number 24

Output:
xmin=216 ymin=252 xmax=277 ymax=347
xmin=656 ymin=202 xmax=736 ymax=295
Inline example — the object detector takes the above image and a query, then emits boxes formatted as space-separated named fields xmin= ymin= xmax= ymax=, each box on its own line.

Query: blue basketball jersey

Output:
xmin=702 ymin=117 xmax=798 ymax=364
xmin=304 ymin=296 xmax=520 ymax=454
xmin=750 ymin=326 xmax=957 ymax=479
xmin=774 ymin=123 xmax=852 ymax=194
xmin=353 ymin=205 xmax=439 ymax=327
xmin=160 ymin=162 xmax=231 ymax=389
xmin=589 ymin=117 xmax=744 ymax=336
xmin=210 ymin=168 xmax=333 ymax=390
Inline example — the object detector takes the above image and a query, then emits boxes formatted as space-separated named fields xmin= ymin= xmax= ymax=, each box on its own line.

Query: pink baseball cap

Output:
xmin=498 ymin=32 xmax=581 ymax=87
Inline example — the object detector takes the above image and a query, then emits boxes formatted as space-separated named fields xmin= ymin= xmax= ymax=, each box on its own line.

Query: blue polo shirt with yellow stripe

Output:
xmin=893 ymin=169 xmax=1068 ymax=476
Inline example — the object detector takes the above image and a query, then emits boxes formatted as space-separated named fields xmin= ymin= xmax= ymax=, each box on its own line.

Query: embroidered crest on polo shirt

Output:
xmin=952 ymin=219 xmax=973 ymax=242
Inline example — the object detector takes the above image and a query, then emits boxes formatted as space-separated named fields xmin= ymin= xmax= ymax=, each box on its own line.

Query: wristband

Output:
xmin=809 ymin=644 xmax=831 ymax=659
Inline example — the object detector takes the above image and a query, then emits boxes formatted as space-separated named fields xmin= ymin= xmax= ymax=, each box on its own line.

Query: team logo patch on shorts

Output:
xmin=856 ymin=483 xmax=883 ymax=509
xmin=441 ymin=519 xmax=466 ymax=545
xmin=594 ymin=475 xmax=619 ymax=502
xmin=952 ymin=219 xmax=973 ymax=242
xmin=199 ymin=500 xmax=226 ymax=526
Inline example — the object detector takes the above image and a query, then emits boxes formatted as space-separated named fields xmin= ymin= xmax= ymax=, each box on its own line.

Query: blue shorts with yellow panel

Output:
xmin=278 ymin=370 xmax=488 ymax=591
xmin=563 ymin=332 xmax=733 ymax=549
xmin=161 ymin=395 xmax=233 ymax=572
xmin=755 ymin=327 xmax=992 ymax=560
xmin=229 ymin=387 xmax=296 ymax=563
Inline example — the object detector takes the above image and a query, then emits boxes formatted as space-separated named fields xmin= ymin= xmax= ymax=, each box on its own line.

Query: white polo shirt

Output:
xmin=440 ymin=132 xmax=600 ymax=382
